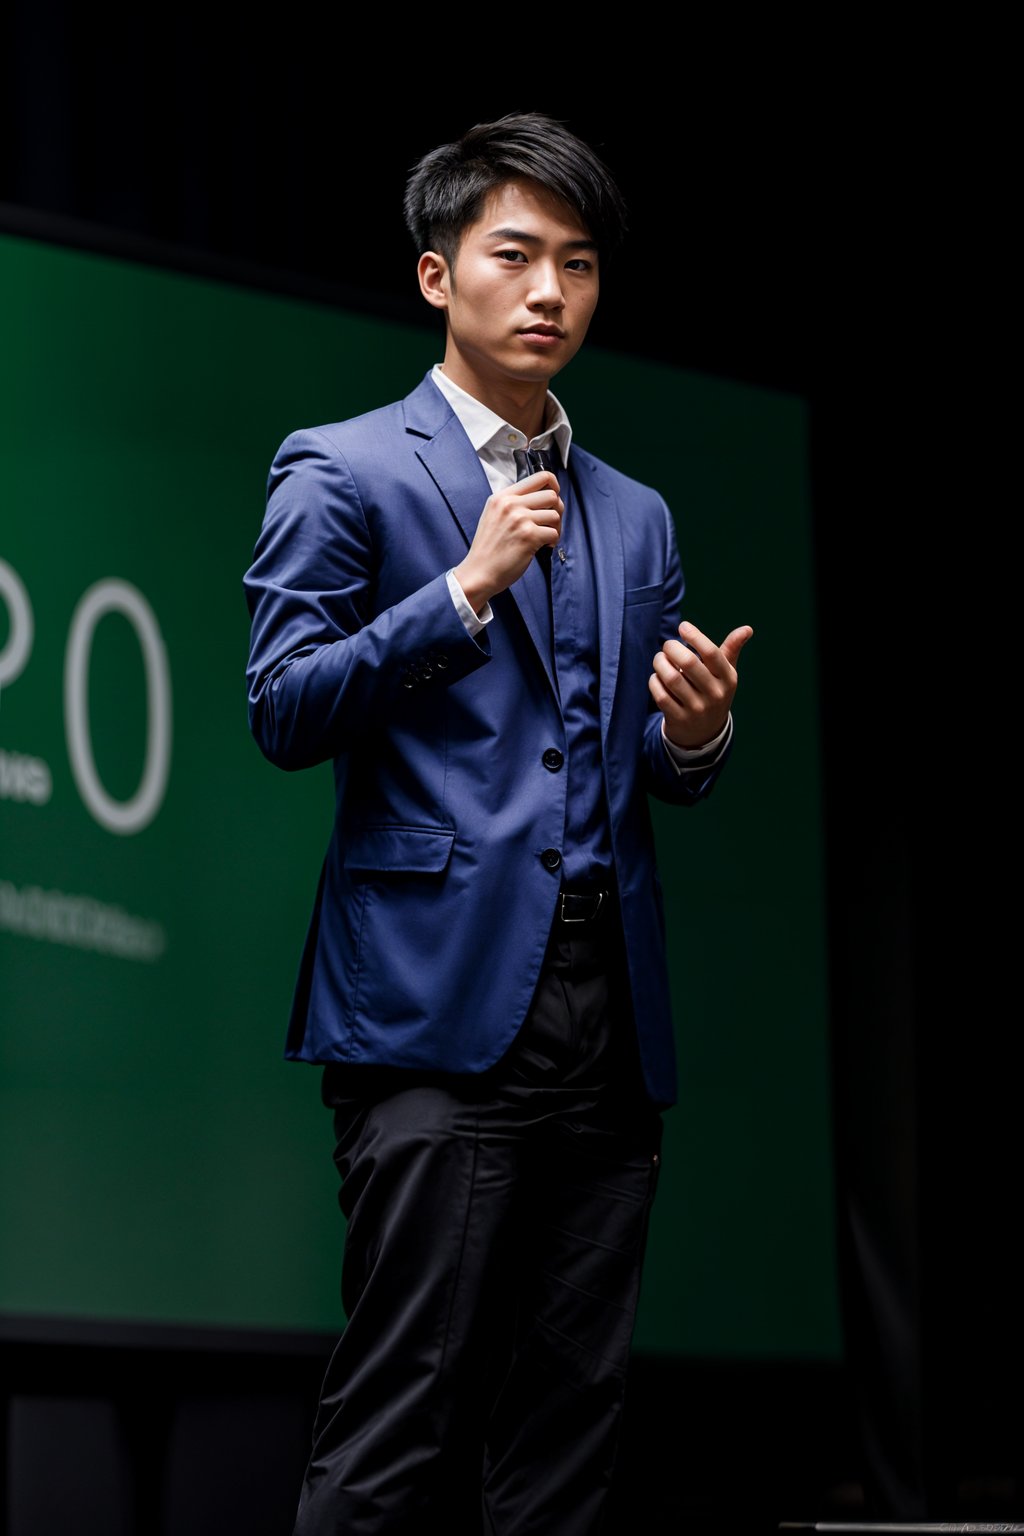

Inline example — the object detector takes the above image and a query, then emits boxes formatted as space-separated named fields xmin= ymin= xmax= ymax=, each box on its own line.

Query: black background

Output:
xmin=3 ymin=10 xmax=1017 ymax=1531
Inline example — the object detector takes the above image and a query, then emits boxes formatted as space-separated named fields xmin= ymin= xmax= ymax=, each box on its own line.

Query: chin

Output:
xmin=507 ymin=356 xmax=561 ymax=384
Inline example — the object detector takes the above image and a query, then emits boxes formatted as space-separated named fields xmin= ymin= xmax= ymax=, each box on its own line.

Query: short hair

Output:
xmin=403 ymin=112 xmax=628 ymax=273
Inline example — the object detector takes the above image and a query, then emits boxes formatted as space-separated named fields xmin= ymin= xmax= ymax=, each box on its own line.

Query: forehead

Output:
xmin=466 ymin=177 xmax=595 ymax=246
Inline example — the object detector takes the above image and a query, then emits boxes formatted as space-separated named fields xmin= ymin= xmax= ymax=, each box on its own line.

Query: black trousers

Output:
xmin=293 ymin=903 xmax=663 ymax=1536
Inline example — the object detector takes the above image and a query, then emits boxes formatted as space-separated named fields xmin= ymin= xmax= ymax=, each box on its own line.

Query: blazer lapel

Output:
xmin=413 ymin=399 xmax=494 ymax=549
xmin=573 ymin=452 xmax=625 ymax=738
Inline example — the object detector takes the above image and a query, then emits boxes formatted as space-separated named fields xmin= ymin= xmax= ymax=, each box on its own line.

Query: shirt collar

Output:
xmin=430 ymin=364 xmax=573 ymax=466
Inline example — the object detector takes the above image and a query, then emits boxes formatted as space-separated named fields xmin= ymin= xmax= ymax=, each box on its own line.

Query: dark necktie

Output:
xmin=513 ymin=445 xmax=560 ymax=481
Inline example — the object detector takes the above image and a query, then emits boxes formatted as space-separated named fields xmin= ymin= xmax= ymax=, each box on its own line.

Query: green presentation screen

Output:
xmin=0 ymin=229 xmax=838 ymax=1359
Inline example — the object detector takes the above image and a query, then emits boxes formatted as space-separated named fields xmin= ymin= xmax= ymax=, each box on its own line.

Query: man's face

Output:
xmin=422 ymin=177 xmax=600 ymax=404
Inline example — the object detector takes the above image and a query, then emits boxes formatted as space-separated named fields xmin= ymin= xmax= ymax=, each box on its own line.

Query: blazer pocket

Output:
xmin=343 ymin=824 xmax=455 ymax=875
xmin=623 ymin=582 xmax=663 ymax=607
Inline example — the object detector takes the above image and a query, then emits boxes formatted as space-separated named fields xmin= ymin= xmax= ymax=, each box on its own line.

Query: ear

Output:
xmin=417 ymin=250 xmax=451 ymax=311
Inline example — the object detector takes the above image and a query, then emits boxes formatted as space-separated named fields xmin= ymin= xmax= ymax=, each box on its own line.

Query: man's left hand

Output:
xmin=649 ymin=621 xmax=754 ymax=750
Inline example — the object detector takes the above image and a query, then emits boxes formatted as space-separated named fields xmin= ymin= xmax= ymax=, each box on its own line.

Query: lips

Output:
xmin=518 ymin=325 xmax=565 ymax=341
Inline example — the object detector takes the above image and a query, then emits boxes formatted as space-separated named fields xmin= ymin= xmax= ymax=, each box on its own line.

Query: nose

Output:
xmin=528 ymin=259 xmax=565 ymax=311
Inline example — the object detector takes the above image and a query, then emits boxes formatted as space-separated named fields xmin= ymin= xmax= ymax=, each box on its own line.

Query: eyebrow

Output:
xmin=485 ymin=226 xmax=598 ymax=253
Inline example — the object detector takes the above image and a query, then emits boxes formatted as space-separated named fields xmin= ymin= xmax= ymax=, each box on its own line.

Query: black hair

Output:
xmin=403 ymin=112 xmax=628 ymax=273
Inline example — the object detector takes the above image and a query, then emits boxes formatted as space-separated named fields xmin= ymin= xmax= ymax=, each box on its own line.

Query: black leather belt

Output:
xmin=555 ymin=888 xmax=610 ymax=925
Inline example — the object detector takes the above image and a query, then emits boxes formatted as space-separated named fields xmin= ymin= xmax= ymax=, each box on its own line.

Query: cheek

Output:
xmin=568 ymin=289 xmax=599 ymax=331
xmin=457 ymin=284 xmax=508 ymax=333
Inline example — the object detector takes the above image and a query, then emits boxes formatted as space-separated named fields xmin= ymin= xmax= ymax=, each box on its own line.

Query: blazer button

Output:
xmin=542 ymin=748 xmax=564 ymax=772
xmin=541 ymin=848 xmax=562 ymax=871
xmin=433 ymin=652 xmax=450 ymax=671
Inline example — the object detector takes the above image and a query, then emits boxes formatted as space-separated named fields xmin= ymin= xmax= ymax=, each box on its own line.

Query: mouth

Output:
xmin=518 ymin=325 xmax=565 ymax=345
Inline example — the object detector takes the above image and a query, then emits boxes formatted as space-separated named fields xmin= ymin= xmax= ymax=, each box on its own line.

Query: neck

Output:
xmin=439 ymin=360 xmax=551 ymax=442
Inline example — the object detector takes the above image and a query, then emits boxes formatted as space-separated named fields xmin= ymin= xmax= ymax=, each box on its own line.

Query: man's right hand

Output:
xmin=452 ymin=470 xmax=563 ymax=615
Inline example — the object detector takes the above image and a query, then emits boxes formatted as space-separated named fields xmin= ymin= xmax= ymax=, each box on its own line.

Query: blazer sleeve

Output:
xmin=243 ymin=427 xmax=491 ymax=771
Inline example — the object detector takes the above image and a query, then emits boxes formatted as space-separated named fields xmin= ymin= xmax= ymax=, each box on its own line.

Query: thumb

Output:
xmin=721 ymin=625 xmax=754 ymax=666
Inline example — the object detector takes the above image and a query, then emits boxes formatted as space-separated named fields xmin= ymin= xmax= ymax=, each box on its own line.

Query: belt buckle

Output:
xmin=559 ymin=890 xmax=604 ymax=924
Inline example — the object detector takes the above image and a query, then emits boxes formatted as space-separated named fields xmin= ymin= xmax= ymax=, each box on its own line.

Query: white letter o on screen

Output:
xmin=0 ymin=559 xmax=34 ymax=691
xmin=64 ymin=579 xmax=173 ymax=835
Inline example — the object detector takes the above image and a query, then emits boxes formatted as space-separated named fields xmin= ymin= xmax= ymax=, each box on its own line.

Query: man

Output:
xmin=244 ymin=111 xmax=752 ymax=1536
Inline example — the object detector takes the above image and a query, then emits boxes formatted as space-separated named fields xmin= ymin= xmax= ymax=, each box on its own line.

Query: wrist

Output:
xmin=452 ymin=559 xmax=493 ymax=616
xmin=662 ymin=715 xmax=731 ymax=758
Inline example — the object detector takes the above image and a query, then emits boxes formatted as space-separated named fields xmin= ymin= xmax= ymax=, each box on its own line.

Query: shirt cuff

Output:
xmin=446 ymin=569 xmax=493 ymax=637
xmin=661 ymin=714 xmax=733 ymax=774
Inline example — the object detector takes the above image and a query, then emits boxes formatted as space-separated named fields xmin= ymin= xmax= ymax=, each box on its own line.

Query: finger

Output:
xmin=662 ymin=636 xmax=705 ymax=675
xmin=513 ymin=470 xmax=561 ymax=494
xmin=649 ymin=668 xmax=688 ymax=718
xmin=651 ymin=649 xmax=695 ymax=700
xmin=515 ymin=487 xmax=564 ymax=514
xmin=674 ymin=622 xmax=753 ymax=677
xmin=676 ymin=621 xmax=714 ymax=656
xmin=525 ymin=506 xmax=562 ymax=534
xmin=678 ymin=621 xmax=753 ymax=664
xmin=720 ymin=625 xmax=754 ymax=664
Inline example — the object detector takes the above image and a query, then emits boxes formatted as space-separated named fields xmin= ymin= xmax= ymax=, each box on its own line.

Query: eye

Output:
xmin=566 ymin=258 xmax=594 ymax=272
xmin=496 ymin=249 xmax=528 ymax=263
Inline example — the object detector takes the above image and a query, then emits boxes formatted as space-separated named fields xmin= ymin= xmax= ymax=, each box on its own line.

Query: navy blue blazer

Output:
xmin=244 ymin=372 xmax=729 ymax=1107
